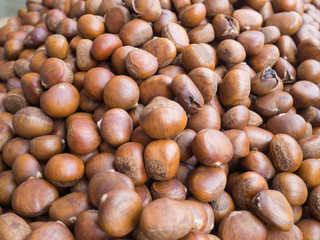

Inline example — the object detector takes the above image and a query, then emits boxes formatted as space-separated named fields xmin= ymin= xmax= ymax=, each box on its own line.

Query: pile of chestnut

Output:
xmin=1 ymin=0 xmax=320 ymax=239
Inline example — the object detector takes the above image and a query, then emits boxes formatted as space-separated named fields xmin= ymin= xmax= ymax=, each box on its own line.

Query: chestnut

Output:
xmin=139 ymin=198 xmax=194 ymax=240
xmin=180 ymin=231 xmax=211 ymax=240
xmin=12 ymin=107 xmax=53 ymax=139
xmin=223 ymin=129 xmax=250 ymax=159
xmin=192 ymin=129 xmax=233 ymax=167
xmin=203 ymin=0 xmax=229 ymax=17
xmin=269 ymin=134 xmax=303 ymax=172
xmin=162 ymin=22 xmax=190 ymax=53
xmin=151 ymin=179 xmax=187 ymax=200
xmin=219 ymin=69 xmax=250 ymax=107
xmin=44 ymin=153 xmax=85 ymax=187
xmin=260 ymin=26 xmax=281 ymax=44
xmin=119 ymin=19 xmax=153 ymax=47
xmin=217 ymin=39 xmax=246 ymax=64
xmin=218 ymin=210 xmax=267 ymax=240
xmin=87 ymin=171 xmax=134 ymax=208
xmin=237 ymin=30 xmax=265 ymax=56
xmin=0 ymin=213 xmax=31 ymax=240
xmin=67 ymin=117 xmax=100 ymax=155
xmin=135 ymin=184 xmax=152 ymax=208
xmin=296 ymin=218 xmax=320 ymax=240
xmin=115 ymin=142 xmax=148 ymax=185
xmin=103 ymin=75 xmax=139 ymax=110
xmin=297 ymin=158 xmax=320 ymax=188
xmin=30 ymin=135 xmax=65 ymax=162
xmin=45 ymin=34 xmax=68 ymax=60
xmin=0 ymin=170 xmax=17 ymax=206
xmin=144 ymin=139 xmax=180 ymax=181
xmin=233 ymin=9 xmax=263 ymax=31
xmin=212 ymin=14 xmax=239 ymax=40
xmin=104 ymin=5 xmax=131 ymax=34
xmin=140 ymin=96 xmax=187 ymax=139
xmin=40 ymin=58 xmax=73 ymax=89
xmin=188 ymin=165 xmax=226 ymax=202
xmin=40 ymin=82 xmax=80 ymax=119
xmin=12 ymin=177 xmax=59 ymax=218
xmin=251 ymin=189 xmax=294 ymax=231
xmin=298 ymin=135 xmax=320 ymax=159
xmin=266 ymin=224 xmax=303 ymax=240
xmin=139 ymin=75 xmax=174 ymax=105
xmin=20 ymin=72 xmax=44 ymax=105
xmin=266 ymin=113 xmax=307 ymax=140
xmin=297 ymin=59 xmax=320 ymax=85
xmin=25 ymin=221 xmax=74 ymax=240
xmin=76 ymin=39 xmax=98 ymax=71
xmin=187 ymin=105 xmax=221 ymax=132
xmin=249 ymin=44 xmax=280 ymax=73
xmin=188 ymin=23 xmax=215 ymax=44
xmin=74 ymin=210 xmax=111 ymax=240
xmin=77 ymin=14 xmax=105 ymax=39
xmin=289 ymin=80 xmax=320 ymax=109
xmin=272 ymin=172 xmax=308 ymax=206
xmin=188 ymin=67 xmax=218 ymax=103
xmin=2 ymin=137 xmax=30 ymax=167
xmin=240 ymin=151 xmax=275 ymax=181
xmin=265 ymin=11 xmax=302 ymax=35
xmin=222 ymin=105 xmax=250 ymax=130
xmin=12 ymin=153 xmax=43 ymax=184
xmin=49 ymin=192 xmax=91 ymax=227
xmin=309 ymin=185 xmax=320 ymax=221
xmin=91 ymin=33 xmax=123 ymax=61
xmin=98 ymin=189 xmax=142 ymax=237
xmin=153 ymin=9 xmax=178 ymax=36
xmin=210 ymin=191 xmax=235 ymax=225
xmin=85 ymin=152 xmax=115 ymax=180
xmin=171 ymin=74 xmax=204 ymax=113
xmin=99 ymin=108 xmax=133 ymax=148
xmin=182 ymin=44 xmax=216 ymax=72
xmin=126 ymin=48 xmax=158 ymax=80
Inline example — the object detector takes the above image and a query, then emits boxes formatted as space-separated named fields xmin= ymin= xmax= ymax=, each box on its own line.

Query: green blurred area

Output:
xmin=0 ymin=0 xmax=26 ymax=18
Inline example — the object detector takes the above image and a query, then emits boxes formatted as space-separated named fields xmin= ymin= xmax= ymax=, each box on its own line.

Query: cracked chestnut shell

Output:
xmin=171 ymin=74 xmax=204 ymax=113
xmin=251 ymin=66 xmax=282 ymax=96
xmin=212 ymin=14 xmax=239 ymax=40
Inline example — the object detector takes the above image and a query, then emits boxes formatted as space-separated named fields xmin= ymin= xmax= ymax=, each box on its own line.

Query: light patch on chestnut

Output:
xmin=101 ymin=193 xmax=108 ymax=203
xmin=36 ymin=171 xmax=42 ymax=178
xmin=68 ymin=216 xmax=77 ymax=223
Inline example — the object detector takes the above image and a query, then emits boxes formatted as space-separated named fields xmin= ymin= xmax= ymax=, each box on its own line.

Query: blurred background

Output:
xmin=0 ymin=0 xmax=26 ymax=18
